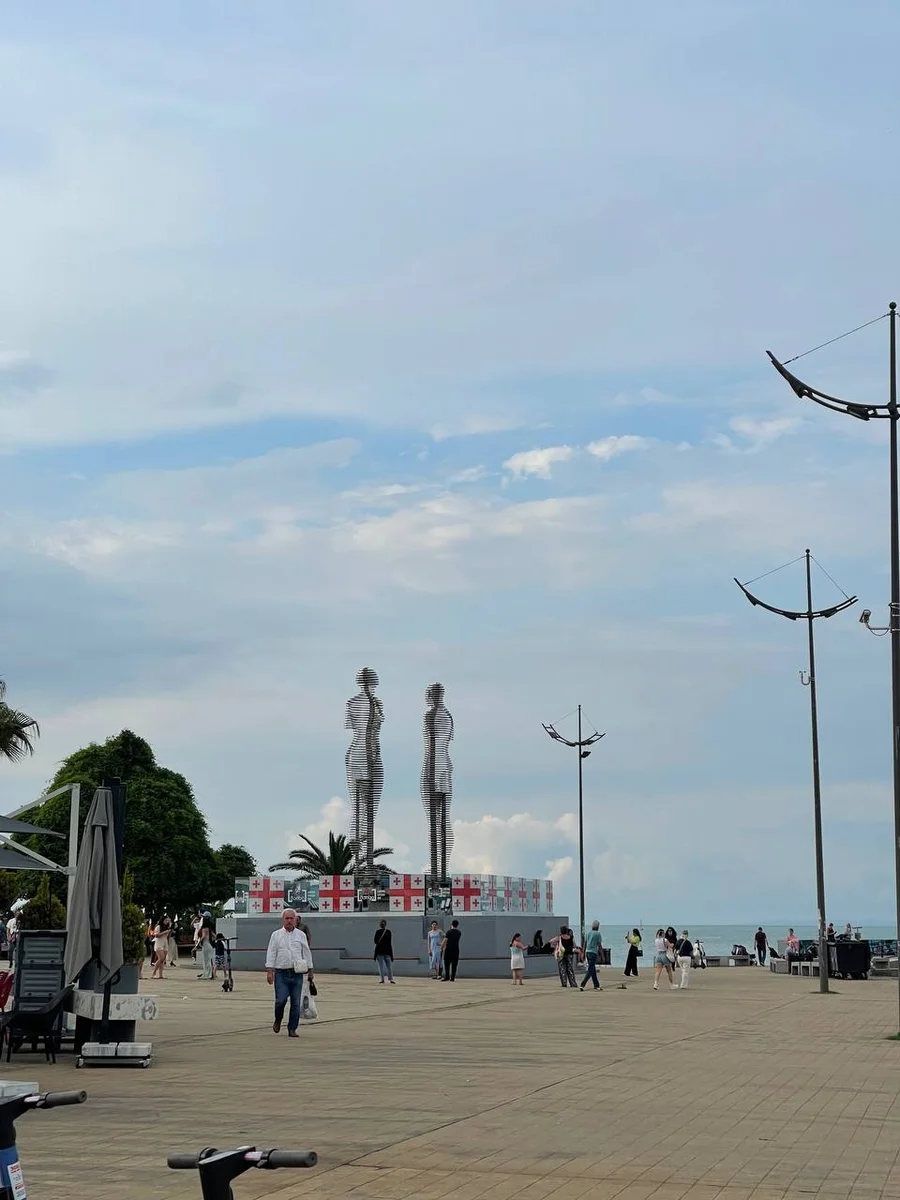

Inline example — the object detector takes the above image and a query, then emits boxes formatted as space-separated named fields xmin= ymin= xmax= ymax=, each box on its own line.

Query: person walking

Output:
xmin=580 ymin=920 xmax=604 ymax=991
xmin=676 ymin=930 xmax=694 ymax=989
xmin=652 ymin=928 xmax=677 ymax=990
xmin=624 ymin=928 xmax=642 ymax=977
xmin=754 ymin=926 xmax=768 ymax=966
xmin=427 ymin=920 xmax=444 ymax=979
xmin=552 ymin=925 xmax=577 ymax=988
xmin=374 ymin=919 xmax=395 ymax=983
xmin=151 ymin=916 xmax=171 ymax=980
xmin=442 ymin=919 xmax=462 ymax=981
xmin=265 ymin=908 xmax=314 ymax=1038
xmin=197 ymin=910 xmax=216 ymax=980
xmin=510 ymin=932 xmax=526 ymax=985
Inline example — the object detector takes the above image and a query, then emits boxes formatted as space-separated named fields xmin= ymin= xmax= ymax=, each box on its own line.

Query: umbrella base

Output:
xmin=76 ymin=1042 xmax=152 ymax=1069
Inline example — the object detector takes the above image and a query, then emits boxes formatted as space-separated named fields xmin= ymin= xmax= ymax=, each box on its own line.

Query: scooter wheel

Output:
xmin=76 ymin=1057 xmax=84 ymax=1069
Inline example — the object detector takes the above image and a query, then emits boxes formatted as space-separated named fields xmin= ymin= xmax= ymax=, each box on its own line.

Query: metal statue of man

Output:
xmin=345 ymin=667 xmax=384 ymax=881
xmin=421 ymin=682 xmax=454 ymax=881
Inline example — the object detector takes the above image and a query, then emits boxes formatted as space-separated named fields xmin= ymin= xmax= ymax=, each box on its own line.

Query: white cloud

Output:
xmin=503 ymin=446 xmax=574 ymax=479
xmin=585 ymin=435 xmax=650 ymax=462
xmin=280 ymin=796 xmax=414 ymax=873
xmin=448 ymin=465 xmax=487 ymax=484
xmin=451 ymin=811 xmax=577 ymax=875
xmin=714 ymin=415 xmax=801 ymax=454
xmin=546 ymin=856 xmax=573 ymax=883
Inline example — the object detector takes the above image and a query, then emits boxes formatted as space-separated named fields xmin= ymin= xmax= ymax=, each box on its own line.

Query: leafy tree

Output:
xmin=18 ymin=873 xmax=65 ymax=930
xmin=0 ymin=872 xmax=23 ymax=915
xmin=208 ymin=843 xmax=257 ymax=904
xmin=270 ymin=832 xmax=394 ymax=877
xmin=20 ymin=730 xmax=216 ymax=916
xmin=0 ymin=679 xmax=39 ymax=763
xmin=120 ymin=870 xmax=148 ymax=965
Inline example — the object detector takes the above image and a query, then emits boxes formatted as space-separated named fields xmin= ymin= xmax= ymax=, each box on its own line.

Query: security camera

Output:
xmin=860 ymin=609 xmax=872 ymax=625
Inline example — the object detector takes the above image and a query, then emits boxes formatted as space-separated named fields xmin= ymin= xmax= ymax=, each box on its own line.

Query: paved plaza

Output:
xmin=11 ymin=964 xmax=900 ymax=1199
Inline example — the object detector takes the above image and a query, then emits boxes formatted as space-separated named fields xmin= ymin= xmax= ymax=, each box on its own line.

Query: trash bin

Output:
xmin=832 ymin=940 xmax=870 ymax=979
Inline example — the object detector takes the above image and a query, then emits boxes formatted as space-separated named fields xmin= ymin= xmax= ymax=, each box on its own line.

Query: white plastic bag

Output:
xmin=300 ymin=977 xmax=318 ymax=1021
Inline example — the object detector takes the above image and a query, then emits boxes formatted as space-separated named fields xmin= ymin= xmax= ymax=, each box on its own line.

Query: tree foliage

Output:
xmin=208 ymin=843 xmax=257 ymax=903
xmin=270 ymin=832 xmax=394 ymax=877
xmin=0 ymin=873 xmax=23 ymax=915
xmin=21 ymin=730 xmax=217 ymax=916
xmin=0 ymin=678 xmax=40 ymax=763
xmin=18 ymin=874 xmax=66 ymax=930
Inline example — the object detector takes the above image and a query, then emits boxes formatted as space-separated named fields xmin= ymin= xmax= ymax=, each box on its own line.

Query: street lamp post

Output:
xmin=735 ymin=551 xmax=856 ymax=993
xmin=768 ymin=305 xmax=900 ymax=1026
xmin=542 ymin=705 xmax=604 ymax=948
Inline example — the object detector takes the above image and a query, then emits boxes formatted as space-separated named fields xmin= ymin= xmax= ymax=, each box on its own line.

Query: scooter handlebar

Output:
xmin=167 ymin=1153 xmax=203 ymax=1169
xmin=263 ymin=1150 xmax=318 ymax=1169
xmin=167 ymin=1148 xmax=317 ymax=1170
xmin=35 ymin=1090 xmax=87 ymax=1109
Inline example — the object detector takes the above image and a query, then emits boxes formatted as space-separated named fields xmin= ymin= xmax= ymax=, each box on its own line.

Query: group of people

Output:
xmin=142 ymin=910 xmax=231 ymax=981
xmin=651 ymin=927 xmax=696 ymax=989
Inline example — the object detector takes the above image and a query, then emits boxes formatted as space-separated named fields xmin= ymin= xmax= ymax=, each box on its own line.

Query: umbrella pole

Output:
xmin=98 ymin=970 xmax=120 ymax=1045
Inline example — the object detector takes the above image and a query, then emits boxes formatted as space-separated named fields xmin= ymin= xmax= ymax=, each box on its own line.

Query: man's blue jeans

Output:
xmin=274 ymin=968 xmax=302 ymax=1032
xmin=581 ymin=951 xmax=600 ymax=990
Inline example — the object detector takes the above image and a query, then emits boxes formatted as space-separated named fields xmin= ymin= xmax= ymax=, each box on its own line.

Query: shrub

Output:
xmin=18 ymin=874 xmax=66 ymax=930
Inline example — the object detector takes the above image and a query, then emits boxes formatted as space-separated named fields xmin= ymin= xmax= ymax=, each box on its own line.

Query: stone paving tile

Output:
xmin=3 ymin=967 xmax=900 ymax=1198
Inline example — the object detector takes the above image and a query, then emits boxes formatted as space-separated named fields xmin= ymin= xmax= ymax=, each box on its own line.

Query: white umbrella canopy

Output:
xmin=64 ymin=787 xmax=124 ymax=986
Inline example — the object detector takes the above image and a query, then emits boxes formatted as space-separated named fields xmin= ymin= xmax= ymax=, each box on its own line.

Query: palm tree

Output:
xmin=270 ymin=831 xmax=394 ymax=877
xmin=0 ymin=680 xmax=40 ymax=763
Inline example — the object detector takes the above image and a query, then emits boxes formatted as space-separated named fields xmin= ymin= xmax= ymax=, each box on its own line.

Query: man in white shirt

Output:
xmin=265 ymin=908 xmax=314 ymax=1037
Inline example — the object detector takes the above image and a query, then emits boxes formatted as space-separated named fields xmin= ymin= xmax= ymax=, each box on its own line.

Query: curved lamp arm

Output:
xmin=734 ymin=577 xmax=857 ymax=621
xmin=767 ymin=352 xmax=890 ymax=421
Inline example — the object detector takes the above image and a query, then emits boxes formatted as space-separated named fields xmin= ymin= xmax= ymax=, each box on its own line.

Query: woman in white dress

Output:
xmin=510 ymin=933 xmax=526 ymax=985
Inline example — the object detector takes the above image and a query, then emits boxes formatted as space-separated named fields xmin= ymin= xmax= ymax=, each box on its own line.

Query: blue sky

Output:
xmin=2 ymin=1 xmax=900 ymax=926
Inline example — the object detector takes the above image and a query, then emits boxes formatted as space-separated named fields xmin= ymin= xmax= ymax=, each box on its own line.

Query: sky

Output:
xmin=2 ymin=1 xmax=900 ymax=927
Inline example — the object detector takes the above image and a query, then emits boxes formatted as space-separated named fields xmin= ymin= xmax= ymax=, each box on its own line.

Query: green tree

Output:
xmin=17 ymin=873 xmax=66 ymax=930
xmin=0 ymin=872 xmax=23 ymax=915
xmin=208 ymin=843 xmax=257 ymax=904
xmin=269 ymin=832 xmax=394 ymax=877
xmin=21 ymin=730 xmax=216 ymax=916
xmin=0 ymin=679 xmax=40 ymax=762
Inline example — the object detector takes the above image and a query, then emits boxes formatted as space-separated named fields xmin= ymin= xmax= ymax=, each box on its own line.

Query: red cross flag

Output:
xmin=452 ymin=875 xmax=481 ymax=912
xmin=318 ymin=875 xmax=356 ymax=913
xmin=389 ymin=874 xmax=426 ymax=911
xmin=249 ymin=876 xmax=286 ymax=914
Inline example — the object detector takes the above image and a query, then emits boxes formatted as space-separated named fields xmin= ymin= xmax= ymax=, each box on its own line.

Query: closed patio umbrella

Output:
xmin=64 ymin=786 xmax=124 ymax=986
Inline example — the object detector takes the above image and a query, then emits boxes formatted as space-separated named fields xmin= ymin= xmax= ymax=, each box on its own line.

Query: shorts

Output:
xmin=655 ymin=953 xmax=671 ymax=966
xmin=215 ymin=956 xmax=225 ymax=970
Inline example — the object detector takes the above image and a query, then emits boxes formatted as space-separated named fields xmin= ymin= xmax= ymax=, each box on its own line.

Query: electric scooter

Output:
xmin=168 ymin=1146 xmax=317 ymax=1199
xmin=0 ymin=1088 xmax=86 ymax=1199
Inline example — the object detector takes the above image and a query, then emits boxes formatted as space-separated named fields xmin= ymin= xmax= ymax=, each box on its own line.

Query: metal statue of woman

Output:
xmin=345 ymin=667 xmax=384 ymax=881
xmin=421 ymin=682 xmax=454 ymax=881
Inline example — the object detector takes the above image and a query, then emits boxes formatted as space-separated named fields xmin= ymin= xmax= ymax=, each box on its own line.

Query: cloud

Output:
xmin=0 ymin=352 xmax=55 ymax=394
xmin=281 ymin=796 xmax=414 ymax=873
xmin=546 ymin=856 xmax=573 ymax=883
xmin=585 ymin=435 xmax=650 ymax=462
xmin=503 ymin=446 xmax=574 ymax=479
xmin=451 ymin=812 xmax=577 ymax=876
xmin=714 ymin=415 xmax=801 ymax=454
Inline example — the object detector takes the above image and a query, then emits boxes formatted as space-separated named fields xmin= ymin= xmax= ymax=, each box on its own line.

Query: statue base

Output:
xmin=219 ymin=909 xmax=569 ymax=978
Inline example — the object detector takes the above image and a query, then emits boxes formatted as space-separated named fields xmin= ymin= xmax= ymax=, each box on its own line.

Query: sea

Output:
xmin=630 ymin=923 xmax=897 ymax=957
